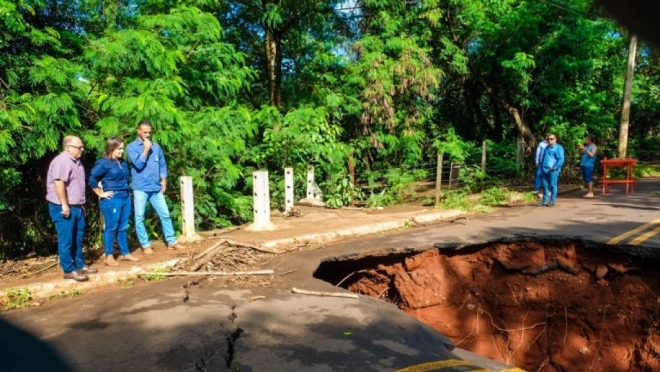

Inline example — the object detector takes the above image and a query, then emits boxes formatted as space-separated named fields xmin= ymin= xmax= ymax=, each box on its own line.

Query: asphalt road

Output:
xmin=3 ymin=180 xmax=659 ymax=372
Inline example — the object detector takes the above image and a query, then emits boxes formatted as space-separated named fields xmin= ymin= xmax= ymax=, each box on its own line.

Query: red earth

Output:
xmin=325 ymin=239 xmax=660 ymax=371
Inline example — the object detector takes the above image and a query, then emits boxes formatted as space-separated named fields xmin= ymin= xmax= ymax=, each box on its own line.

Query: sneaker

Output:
xmin=143 ymin=247 xmax=154 ymax=255
xmin=547 ymin=202 xmax=555 ymax=207
xmin=583 ymin=192 xmax=594 ymax=198
xmin=537 ymin=201 xmax=547 ymax=207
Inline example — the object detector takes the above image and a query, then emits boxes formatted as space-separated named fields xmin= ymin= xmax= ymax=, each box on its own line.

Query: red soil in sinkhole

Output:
xmin=341 ymin=240 xmax=660 ymax=371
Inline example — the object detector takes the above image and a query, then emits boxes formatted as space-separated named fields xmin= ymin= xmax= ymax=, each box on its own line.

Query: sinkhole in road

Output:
xmin=314 ymin=236 xmax=660 ymax=372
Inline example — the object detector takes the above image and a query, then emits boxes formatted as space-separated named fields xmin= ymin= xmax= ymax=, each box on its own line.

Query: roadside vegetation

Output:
xmin=2 ymin=0 xmax=659 ymax=259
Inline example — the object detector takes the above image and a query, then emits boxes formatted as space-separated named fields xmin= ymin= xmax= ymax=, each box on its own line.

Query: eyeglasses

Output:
xmin=69 ymin=145 xmax=84 ymax=150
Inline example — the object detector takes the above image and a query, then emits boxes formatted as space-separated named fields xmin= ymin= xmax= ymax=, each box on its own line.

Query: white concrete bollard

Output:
xmin=298 ymin=165 xmax=325 ymax=207
xmin=247 ymin=171 xmax=277 ymax=231
xmin=284 ymin=167 xmax=294 ymax=213
xmin=306 ymin=165 xmax=315 ymax=199
xmin=179 ymin=176 xmax=204 ymax=243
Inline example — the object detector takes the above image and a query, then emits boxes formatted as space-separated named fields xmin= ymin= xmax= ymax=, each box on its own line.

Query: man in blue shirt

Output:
xmin=127 ymin=121 xmax=183 ymax=254
xmin=538 ymin=133 xmax=564 ymax=207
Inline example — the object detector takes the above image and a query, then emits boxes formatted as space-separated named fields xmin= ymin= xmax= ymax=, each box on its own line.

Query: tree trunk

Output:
xmin=618 ymin=34 xmax=637 ymax=158
xmin=479 ymin=79 xmax=535 ymax=148
xmin=265 ymin=29 xmax=282 ymax=109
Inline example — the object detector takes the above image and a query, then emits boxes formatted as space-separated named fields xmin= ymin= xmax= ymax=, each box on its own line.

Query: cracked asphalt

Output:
xmin=3 ymin=179 xmax=660 ymax=372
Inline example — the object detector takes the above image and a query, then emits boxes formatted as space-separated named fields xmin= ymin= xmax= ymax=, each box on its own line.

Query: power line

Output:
xmin=537 ymin=0 xmax=603 ymax=21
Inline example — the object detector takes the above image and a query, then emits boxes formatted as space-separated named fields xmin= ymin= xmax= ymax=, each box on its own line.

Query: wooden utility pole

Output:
xmin=618 ymin=34 xmax=637 ymax=158
xmin=434 ymin=152 xmax=444 ymax=206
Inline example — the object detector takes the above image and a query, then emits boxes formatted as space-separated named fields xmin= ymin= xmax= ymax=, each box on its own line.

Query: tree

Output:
xmin=617 ymin=34 xmax=637 ymax=158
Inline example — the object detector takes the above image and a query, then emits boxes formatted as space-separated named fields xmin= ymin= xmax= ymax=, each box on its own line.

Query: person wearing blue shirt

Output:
xmin=533 ymin=136 xmax=549 ymax=197
xmin=578 ymin=135 xmax=598 ymax=198
xmin=126 ymin=121 xmax=183 ymax=254
xmin=538 ymin=133 xmax=564 ymax=207
xmin=89 ymin=138 xmax=140 ymax=266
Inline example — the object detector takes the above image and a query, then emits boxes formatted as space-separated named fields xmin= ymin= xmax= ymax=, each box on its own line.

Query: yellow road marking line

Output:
xmin=607 ymin=218 xmax=660 ymax=245
xmin=395 ymin=359 xmax=526 ymax=372
xmin=629 ymin=224 xmax=660 ymax=245
xmin=395 ymin=359 xmax=473 ymax=372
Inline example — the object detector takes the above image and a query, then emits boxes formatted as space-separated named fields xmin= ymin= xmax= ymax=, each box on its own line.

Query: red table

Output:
xmin=600 ymin=158 xmax=636 ymax=194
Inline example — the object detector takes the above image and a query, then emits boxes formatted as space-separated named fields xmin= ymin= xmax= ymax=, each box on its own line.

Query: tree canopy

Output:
xmin=1 ymin=0 xmax=658 ymax=257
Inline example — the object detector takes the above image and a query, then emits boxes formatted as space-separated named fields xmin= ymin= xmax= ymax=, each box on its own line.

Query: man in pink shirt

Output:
xmin=46 ymin=136 xmax=98 ymax=282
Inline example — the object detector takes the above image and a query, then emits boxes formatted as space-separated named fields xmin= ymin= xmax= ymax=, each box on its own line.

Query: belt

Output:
xmin=49 ymin=202 xmax=84 ymax=208
xmin=110 ymin=190 xmax=130 ymax=193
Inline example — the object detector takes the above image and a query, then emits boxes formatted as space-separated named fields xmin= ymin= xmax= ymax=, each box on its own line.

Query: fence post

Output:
xmin=449 ymin=161 xmax=454 ymax=188
xmin=247 ymin=171 xmax=277 ymax=231
xmin=481 ymin=141 xmax=487 ymax=174
xmin=481 ymin=140 xmax=487 ymax=190
xmin=284 ymin=167 xmax=294 ymax=213
xmin=435 ymin=152 xmax=444 ymax=206
xmin=179 ymin=176 xmax=204 ymax=243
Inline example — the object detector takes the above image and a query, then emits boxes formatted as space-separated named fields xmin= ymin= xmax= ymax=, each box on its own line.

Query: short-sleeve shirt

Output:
xmin=580 ymin=144 xmax=597 ymax=168
xmin=46 ymin=152 xmax=86 ymax=205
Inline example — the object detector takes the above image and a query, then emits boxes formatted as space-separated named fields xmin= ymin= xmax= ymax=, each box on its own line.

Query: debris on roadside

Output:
xmin=170 ymin=239 xmax=279 ymax=289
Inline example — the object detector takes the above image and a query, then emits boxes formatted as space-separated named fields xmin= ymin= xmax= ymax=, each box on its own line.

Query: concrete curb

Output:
xmin=260 ymin=209 xmax=464 ymax=248
xmin=2 ymin=209 xmax=465 ymax=301
xmin=6 ymin=259 xmax=180 ymax=300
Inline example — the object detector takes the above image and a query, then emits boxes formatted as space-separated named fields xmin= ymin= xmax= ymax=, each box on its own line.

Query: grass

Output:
xmin=437 ymin=186 xmax=535 ymax=213
xmin=138 ymin=266 xmax=172 ymax=281
xmin=2 ymin=288 xmax=32 ymax=311
xmin=49 ymin=288 xmax=85 ymax=300
xmin=633 ymin=164 xmax=660 ymax=178
xmin=118 ymin=278 xmax=135 ymax=288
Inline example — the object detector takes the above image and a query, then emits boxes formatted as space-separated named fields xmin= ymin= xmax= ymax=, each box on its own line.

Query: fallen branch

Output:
xmin=225 ymin=239 xmax=279 ymax=254
xmin=22 ymin=261 xmax=58 ymax=278
xmin=192 ymin=240 xmax=227 ymax=262
xmin=154 ymin=270 xmax=274 ymax=277
xmin=188 ymin=240 xmax=229 ymax=271
xmin=248 ymin=295 xmax=266 ymax=302
xmin=291 ymin=287 xmax=359 ymax=299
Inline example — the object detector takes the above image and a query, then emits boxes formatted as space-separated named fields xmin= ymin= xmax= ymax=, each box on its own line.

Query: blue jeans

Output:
xmin=48 ymin=203 xmax=85 ymax=273
xmin=581 ymin=166 xmax=594 ymax=183
xmin=533 ymin=165 xmax=544 ymax=191
xmin=100 ymin=192 xmax=132 ymax=256
xmin=541 ymin=171 xmax=559 ymax=204
xmin=133 ymin=190 xmax=177 ymax=248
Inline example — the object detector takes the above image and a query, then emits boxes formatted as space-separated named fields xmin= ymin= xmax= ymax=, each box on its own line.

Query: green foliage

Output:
xmin=253 ymin=105 xmax=348 ymax=172
xmin=479 ymin=187 xmax=511 ymax=207
xmin=633 ymin=164 xmax=660 ymax=178
xmin=322 ymin=173 xmax=365 ymax=209
xmin=2 ymin=288 xmax=32 ymax=311
xmin=365 ymin=168 xmax=427 ymax=208
xmin=2 ymin=0 xmax=660 ymax=259
xmin=438 ymin=186 xmax=516 ymax=213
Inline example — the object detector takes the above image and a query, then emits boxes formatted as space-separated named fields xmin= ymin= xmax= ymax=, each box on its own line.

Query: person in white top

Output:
xmin=533 ymin=135 xmax=549 ymax=197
